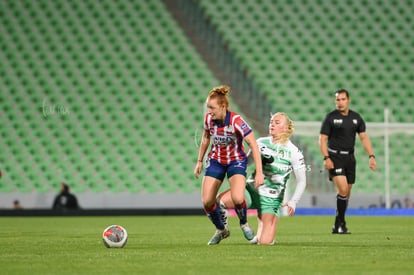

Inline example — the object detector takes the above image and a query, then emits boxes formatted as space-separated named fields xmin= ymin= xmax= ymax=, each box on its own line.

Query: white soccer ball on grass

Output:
xmin=102 ymin=225 xmax=128 ymax=248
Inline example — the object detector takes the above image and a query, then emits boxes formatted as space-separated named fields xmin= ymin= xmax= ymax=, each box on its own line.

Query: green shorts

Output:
xmin=245 ymin=183 xmax=284 ymax=217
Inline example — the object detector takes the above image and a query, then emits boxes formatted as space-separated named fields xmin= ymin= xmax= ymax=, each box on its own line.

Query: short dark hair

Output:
xmin=62 ymin=183 xmax=69 ymax=192
xmin=335 ymin=89 xmax=349 ymax=98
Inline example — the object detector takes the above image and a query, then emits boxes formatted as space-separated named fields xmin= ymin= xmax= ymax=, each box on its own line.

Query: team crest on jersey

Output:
xmin=353 ymin=119 xmax=357 ymax=125
xmin=277 ymin=150 xmax=285 ymax=159
xmin=224 ymin=125 xmax=234 ymax=134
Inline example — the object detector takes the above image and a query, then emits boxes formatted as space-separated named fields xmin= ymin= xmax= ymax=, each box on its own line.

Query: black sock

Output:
xmin=336 ymin=194 xmax=348 ymax=225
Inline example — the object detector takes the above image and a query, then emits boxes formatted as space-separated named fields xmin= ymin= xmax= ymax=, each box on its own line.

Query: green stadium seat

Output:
xmin=0 ymin=0 xmax=223 ymax=196
xmin=0 ymin=0 xmax=413 ymax=198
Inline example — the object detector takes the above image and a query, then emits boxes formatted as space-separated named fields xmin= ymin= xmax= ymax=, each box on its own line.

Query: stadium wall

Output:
xmin=1 ymin=192 xmax=412 ymax=211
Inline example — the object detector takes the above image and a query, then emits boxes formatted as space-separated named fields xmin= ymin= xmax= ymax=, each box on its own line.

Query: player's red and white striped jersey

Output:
xmin=204 ymin=111 xmax=252 ymax=164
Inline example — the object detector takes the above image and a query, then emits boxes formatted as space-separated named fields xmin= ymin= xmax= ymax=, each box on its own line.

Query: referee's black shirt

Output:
xmin=320 ymin=109 xmax=366 ymax=151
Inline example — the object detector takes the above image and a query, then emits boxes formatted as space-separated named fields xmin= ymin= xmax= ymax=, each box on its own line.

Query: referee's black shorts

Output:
xmin=328 ymin=153 xmax=356 ymax=184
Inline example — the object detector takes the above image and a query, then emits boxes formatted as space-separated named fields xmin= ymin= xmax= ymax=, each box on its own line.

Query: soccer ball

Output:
xmin=102 ymin=225 xmax=128 ymax=248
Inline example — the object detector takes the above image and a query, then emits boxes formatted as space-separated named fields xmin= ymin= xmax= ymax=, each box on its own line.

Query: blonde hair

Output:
xmin=271 ymin=112 xmax=295 ymax=144
xmin=207 ymin=85 xmax=230 ymax=109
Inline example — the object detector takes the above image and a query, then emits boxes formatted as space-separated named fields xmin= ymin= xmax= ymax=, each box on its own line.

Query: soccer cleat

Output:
xmin=249 ymin=235 xmax=258 ymax=244
xmin=207 ymin=228 xmax=230 ymax=245
xmin=240 ymin=223 xmax=255 ymax=241
xmin=332 ymin=223 xmax=351 ymax=234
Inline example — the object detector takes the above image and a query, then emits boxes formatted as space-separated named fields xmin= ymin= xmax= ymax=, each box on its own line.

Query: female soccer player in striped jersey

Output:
xmin=194 ymin=85 xmax=264 ymax=245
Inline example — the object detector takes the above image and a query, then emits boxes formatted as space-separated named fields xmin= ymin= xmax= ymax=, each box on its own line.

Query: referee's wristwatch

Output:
xmin=369 ymin=154 xmax=375 ymax=159
xmin=323 ymin=156 xmax=330 ymax=160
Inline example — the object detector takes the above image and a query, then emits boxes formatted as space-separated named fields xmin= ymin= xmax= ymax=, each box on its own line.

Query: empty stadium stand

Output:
xmin=0 ymin=0 xmax=412 ymax=204
xmin=195 ymin=0 xmax=414 ymax=195
xmin=0 ymin=0 xmax=220 ymax=196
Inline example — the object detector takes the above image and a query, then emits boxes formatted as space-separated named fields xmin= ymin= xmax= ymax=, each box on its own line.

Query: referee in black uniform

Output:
xmin=319 ymin=89 xmax=377 ymax=234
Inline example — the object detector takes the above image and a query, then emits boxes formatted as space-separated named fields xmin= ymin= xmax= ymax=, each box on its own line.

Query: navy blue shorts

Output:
xmin=204 ymin=158 xmax=247 ymax=181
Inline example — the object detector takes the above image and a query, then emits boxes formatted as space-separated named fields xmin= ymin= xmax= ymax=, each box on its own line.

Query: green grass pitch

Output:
xmin=0 ymin=215 xmax=412 ymax=274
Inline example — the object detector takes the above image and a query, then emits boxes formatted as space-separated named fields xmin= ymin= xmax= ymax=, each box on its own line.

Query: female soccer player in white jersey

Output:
xmin=217 ymin=112 xmax=307 ymax=245
xmin=193 ymin=85 xmax=264 ymax=245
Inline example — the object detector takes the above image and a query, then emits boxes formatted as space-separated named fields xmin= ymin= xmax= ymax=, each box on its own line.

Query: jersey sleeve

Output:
xmin=289 ymin=145 xmax=307 ymax=204
xmin=234 ymin=116 xmax=252 ymax=137
xmin=320 ymin=115 xmax=331 ymax=135
xmin=291 ymin=145 xmax=306 ymax=171
xmin=203 ymin=113 xmax=210 ymax=131
xmin=356 ymin=113 xmax=366 ymax=133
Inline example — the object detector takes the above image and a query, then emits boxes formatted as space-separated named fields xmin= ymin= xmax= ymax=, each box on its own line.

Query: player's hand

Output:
xmin=193 ymin=162 xmax=202 ymax=178
xmin=254 ymin=173 xmax=264 ymax=188
xmin=282 ymin=201 xmax=296 ymax=216
xmin=369 ymin=157 xmax=377 ymax=171
xmin=324 ymin=158 xmax=334 ymax=170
